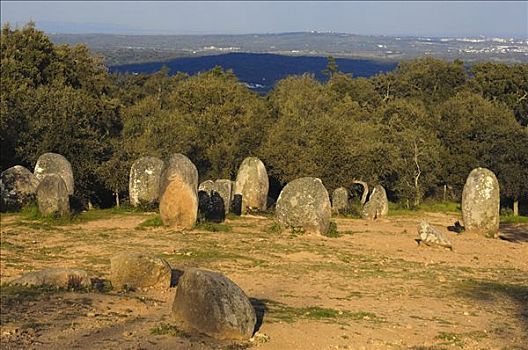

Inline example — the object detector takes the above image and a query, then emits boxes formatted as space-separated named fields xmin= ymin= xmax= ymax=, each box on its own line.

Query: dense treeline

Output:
xmin=2 ymin=24 xmax=527 ymax=211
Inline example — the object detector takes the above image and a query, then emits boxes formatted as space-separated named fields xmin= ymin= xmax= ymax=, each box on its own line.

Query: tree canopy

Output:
xmin=1 ymin=24 xmax=526 ymax=211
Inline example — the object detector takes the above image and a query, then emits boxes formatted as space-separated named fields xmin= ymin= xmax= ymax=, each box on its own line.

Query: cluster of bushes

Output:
xmin=2 ymin=24 xmax=527 ymax=212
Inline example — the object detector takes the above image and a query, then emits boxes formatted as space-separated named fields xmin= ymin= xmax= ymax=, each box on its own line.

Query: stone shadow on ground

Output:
xmin=457 ymin=280 xmax=528 ymax=334
xmin=249 ymin=298 xmax=267 ymax=333
xmin=499 ymin=223 xmax=528 ymax=243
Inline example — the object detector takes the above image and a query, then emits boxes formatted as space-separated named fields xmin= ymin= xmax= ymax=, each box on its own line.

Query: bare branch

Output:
xmin=352 ymin=180 xmax=369 ymax=205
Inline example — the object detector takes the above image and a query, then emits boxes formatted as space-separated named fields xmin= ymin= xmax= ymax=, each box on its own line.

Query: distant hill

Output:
xmin=109 ymin=52 xmax=398 ymax=93
xmin=50 ymin=32 xmax=528 ymax=66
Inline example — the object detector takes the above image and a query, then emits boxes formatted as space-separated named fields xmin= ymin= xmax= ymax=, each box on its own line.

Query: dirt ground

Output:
xmin=1 ymin=210 xmax=527 ymax=350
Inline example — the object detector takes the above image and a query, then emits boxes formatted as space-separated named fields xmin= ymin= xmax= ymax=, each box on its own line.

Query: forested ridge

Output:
xmin=2 ymin=24 xmax=527 ymax=211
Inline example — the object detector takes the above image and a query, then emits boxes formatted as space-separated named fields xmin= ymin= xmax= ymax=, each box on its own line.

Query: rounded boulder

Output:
xmin=275 ymin=177 xmax=332 ymax=235
xmin=110 ymin=253 xmax=172 ymax=290
xmin=10 ymin=268 xmax=90 ymax=290
xmin=34 ymin=153 xmax=74 ymax=195
xmin=36 ymin=174 xmax=70 ymax=217
xmin=461 ymin=167 xmax=500 ymax=234
xmin=172 ymin=268 xmax=256 ymax=340
xmin=0 ymin=165 xmax=40 ymax=211
xmin=234 ymin=157 xmax=269 ymax=214
xmin=129 ymin=156 xmax=164 ymax=207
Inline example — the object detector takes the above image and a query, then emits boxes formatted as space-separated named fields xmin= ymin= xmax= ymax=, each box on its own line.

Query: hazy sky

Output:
xmin=1 ymin=1 xmax=527 ymax=37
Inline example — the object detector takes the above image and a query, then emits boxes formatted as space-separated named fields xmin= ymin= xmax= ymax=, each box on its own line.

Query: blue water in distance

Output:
xmin=110 ymin=52 xmax=397 ymax=93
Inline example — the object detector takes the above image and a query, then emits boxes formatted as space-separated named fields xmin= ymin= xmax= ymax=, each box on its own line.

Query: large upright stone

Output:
xmin=0 ymin=165 xmax=40 ymax=211
xmin=172 ymin=268 xmax=256 ymax=341
xmin=129 ymin=157 xmax=164 ymax=207
xmin=214 ymin=179 xmax=232 ymax=214
xmin=34 ymin=153 xmax=74 ymax=195
xmin=160 ymin=153 xmax=198 ymax=196
xmin=332 ymin=187 xmax=349 ymax=215
xmin=230 ymin=180 xmax=236 ymax=201
xmin=361 ymin=185 xmax=389 ymax=220
xmin=198 ymin=180 xmax=214 ymax=193
xmin=198 ymin=180 xmax=225 ymax=223
xmin=160 ymin=176 xmax=198 ymax=230
xmin=275 ymin=177 xmax=332 ymax=235
xmin=234 ymin=157 xmax=269 ymax=214
xmin=462 ymin=167 xmax=500 ymax=234
xmin=36 ymin=174 xmax=70 ymax=217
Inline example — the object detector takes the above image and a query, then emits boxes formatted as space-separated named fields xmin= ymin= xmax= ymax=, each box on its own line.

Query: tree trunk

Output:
xmin=443 ymin=185 xmax=447 ymax=202
xmin=88 ymin=200 xmax=93 ymax=210
xmin=383 ymin=82 xmax=391 ymax=102
xmin=413 ymin=141 xmax=422 ymax=207
xmin=352 ymin=180 xmax=369 ymax=205
xmin=115 ymin=191 xmax=120 ymax=208
xmin=513 ymin=199 xmax=519 ymax=217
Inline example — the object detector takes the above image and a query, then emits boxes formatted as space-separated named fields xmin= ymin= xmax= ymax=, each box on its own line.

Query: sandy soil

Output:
xmin=1 ymin=211 xmax=527 ymax=350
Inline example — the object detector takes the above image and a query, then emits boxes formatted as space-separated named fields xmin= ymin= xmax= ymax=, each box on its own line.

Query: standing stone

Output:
xmin=332 ymin=187 xmax=349 ymax=215
xmin=160 ymin=153 xmax=198 ymax=196
xmin=198 ymin=181 xmax=213 ymax=218
xmin=36 ymin=174 xmax=70 ymax=217
xmin=129 ymin=157 xmax=164 ymax=207
xmin=159 ymin=176 xmax=198 ymax=230
xmin=0 ymin=165 xmax=40 ymax=211
xmin=198 ymin=180 xmax=214 ymax=193
xmin=361 ymin=185 xmax=389 ymax=220
xmin=213 ymin=179 xmax=232 ymax=214
xmin=231 ymin=194 xmax=243 ymax=216
xmin=198 ymin=180 xmax=225 ymax=223
xmin=0 ymin=180 xmax=5 ymax=212
xmin=34 ymin=153 xmax=74 ymax=196
xmin=231 ymin=180 xmax=236 ymax=201
xmin=110 ymin=253 xmax=172 ymax=290
xmin=172 ymin=268 xmax=256 ymax=341
xmin=275 ymin=177 xmax=332 ymax=235
xmin=461 ymin=167 xmax=500 ymax=234
xmin=207 ymin=192 xmax=226 ymax=222
xmin=235 ymin=157 xmax=269 ymax=214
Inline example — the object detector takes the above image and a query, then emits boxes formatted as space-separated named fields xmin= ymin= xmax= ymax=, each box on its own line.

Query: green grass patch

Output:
xmin=0 ymin=240 xmax=25 ymax=252
xmin=322 ymin=221 xmax=340 ymax=238
xmin=150 ymin=323 xmax=190 ymax=337
xmin=15 ymin=204 xmax=150 ymax=229
xmin=193 ymin=222 xmax=231 ymax=232
xmin=33 ymin=246 xmax=68 ymax=261
xmin=225 ymin=213 xmax=243 ymax=220
xmin=266 ymin=222 xmax=282 ymax=234
xmin=388 ymin=201 xmax=460 ymax=216
xmin=434 ymin=330 xmax=487 ymax=348
xmin=1 ymin=283 xmax=57 ymax=298
xmin=136 ymin=215 xmax=164 ymax=229
xmin=434 ymin=332 xmax=464 ymax=347
xmin=0 ymin=284 xmax=60 ymax=308
xmin=162 ymin=248 xmax=260 ymax=265
xmin=262 ymin=299 xmax=381 ymax=324
xmin=500 ymin=215 xmax=528 ymax=224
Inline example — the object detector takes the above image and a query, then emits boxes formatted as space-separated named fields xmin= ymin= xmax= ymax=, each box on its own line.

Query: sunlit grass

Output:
xmin=500 ymin=215 xmax=528 ymax=224
xmin=388 ymin=201 xmax=460 ymax=216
